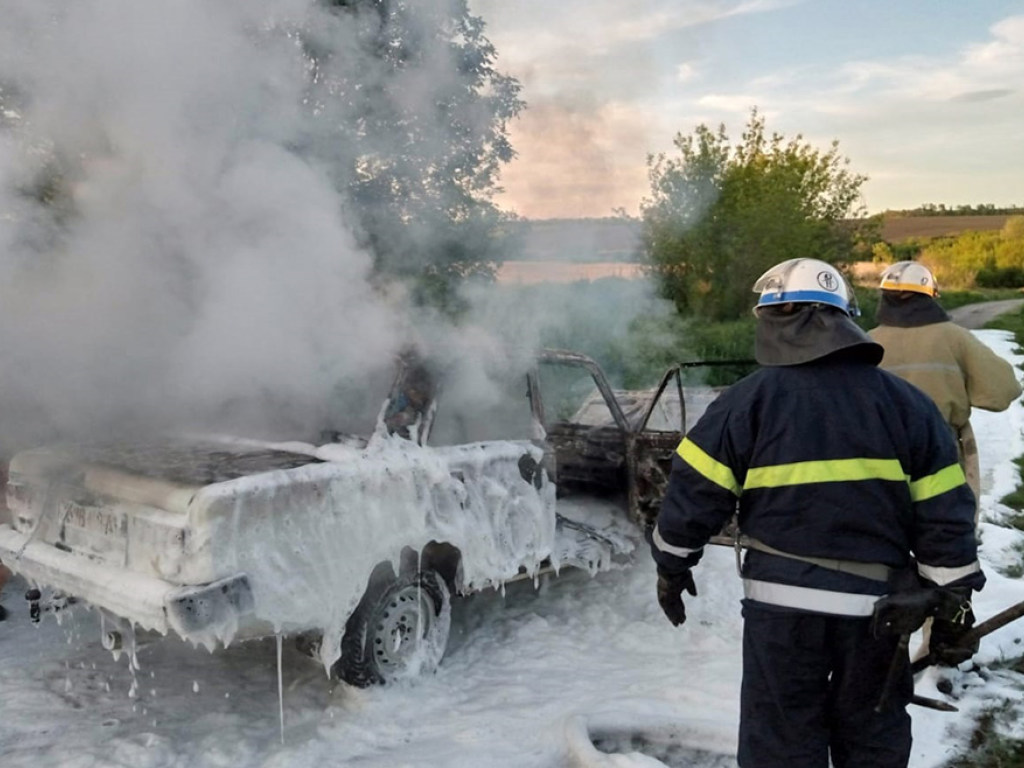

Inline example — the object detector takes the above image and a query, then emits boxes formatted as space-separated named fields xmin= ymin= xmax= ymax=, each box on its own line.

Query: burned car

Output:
xmin=0 ymin=349 xmax=702 ymax=687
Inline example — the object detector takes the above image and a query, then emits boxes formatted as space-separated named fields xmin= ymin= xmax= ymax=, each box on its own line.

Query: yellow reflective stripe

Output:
xmin=677 ymin=438 xmax=741 ymax=496
xmin=745 ymin=458 xmax=908 ymax=490
xmin=909 ymin=463 xmax=966 ymax=502
xmin=677 ymin=444 xmax=964 ymax=501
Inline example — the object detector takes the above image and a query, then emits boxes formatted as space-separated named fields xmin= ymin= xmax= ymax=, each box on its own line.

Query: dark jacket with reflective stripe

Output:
xmin=653 ymin=352 xmax=984 ymax=609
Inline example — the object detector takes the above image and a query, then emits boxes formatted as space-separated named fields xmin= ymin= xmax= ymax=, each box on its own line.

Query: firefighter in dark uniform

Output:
xmin=650 ymin=258 xmax=985 ymax=768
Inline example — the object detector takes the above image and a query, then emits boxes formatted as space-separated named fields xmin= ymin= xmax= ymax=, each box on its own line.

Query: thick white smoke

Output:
xmin=0 ymin=1 xmax=416 ymax=453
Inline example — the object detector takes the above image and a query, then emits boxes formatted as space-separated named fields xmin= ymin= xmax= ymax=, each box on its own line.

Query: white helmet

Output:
xmin=878 ymin=261 xmax=938 ymax=297
xmin=752 ymin=258 xmax=859 ymax=317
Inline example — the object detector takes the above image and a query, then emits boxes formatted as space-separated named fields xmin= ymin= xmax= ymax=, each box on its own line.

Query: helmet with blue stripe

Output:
xmin=752 ymin=258 xmax=859 ymax=317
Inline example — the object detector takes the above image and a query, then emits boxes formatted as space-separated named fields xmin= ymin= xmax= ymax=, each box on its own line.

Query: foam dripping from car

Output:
xmin=277 ymin=633 xmax=285 ymax=745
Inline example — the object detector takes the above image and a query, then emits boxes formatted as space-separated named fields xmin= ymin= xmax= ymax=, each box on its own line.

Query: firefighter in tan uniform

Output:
xmin=869 ymin=261 xmax=1022 ymax=517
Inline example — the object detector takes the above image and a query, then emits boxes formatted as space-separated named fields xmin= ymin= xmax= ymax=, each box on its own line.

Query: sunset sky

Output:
xmin=470 ymin=0 xmax=1024 ymax=219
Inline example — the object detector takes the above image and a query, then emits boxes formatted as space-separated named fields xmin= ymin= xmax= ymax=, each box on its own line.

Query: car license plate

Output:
xmin=59 ymin=500 xmax=127 ymax=560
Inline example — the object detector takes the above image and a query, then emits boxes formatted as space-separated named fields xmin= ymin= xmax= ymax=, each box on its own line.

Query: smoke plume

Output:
xmin=0 ymin=1 xmax=465 ymax=453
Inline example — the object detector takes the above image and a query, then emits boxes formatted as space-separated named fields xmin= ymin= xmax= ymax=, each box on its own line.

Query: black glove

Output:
xmin=930 ymin=593 xmax=977 ymax=667
xmin=656 ymin=568 xmax=697 ymax=627
xmin=871 ymin=589 xmax=944 ymax=638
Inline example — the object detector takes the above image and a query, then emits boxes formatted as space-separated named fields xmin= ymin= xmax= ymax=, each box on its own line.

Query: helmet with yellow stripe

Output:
xmin=752 ymin=258 xmax=859 ymax=317
xmin=878 ymin=261 xmax=938 ymax=297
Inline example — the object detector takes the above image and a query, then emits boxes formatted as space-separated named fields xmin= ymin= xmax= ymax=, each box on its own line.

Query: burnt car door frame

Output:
xmin=628 ymin=364 xmax=686 ymax=527
xmin=529 ymin=349 xmax=685 ymax=527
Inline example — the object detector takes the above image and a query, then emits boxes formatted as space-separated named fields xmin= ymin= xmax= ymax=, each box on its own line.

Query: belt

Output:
xmin=741 ymin=535 xmax=891 ymax=583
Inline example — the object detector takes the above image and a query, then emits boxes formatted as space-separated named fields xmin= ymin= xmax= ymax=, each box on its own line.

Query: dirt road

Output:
xmin=949 ymin=299 xmax=1024 ymax=330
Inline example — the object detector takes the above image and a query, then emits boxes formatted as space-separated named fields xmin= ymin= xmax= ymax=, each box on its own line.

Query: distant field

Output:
xmin=880 ymin=215 xmax=1010 ymax=242
xmin=496 ymin=260 xmax=645 ymax=284
xmin=499 ymin=259 xmax=888 ymax=286
xmin=494 ymin=216 xmax=1017 ymax=285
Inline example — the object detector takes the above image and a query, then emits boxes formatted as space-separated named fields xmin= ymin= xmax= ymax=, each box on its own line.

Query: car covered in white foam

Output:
xmin=0 ymin=350 xmax=708 ymax=686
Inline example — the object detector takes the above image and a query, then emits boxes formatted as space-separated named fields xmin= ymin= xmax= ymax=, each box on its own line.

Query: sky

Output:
xmin=2 ymin=329 xmax=1023 ymax=768
xmin=469 ymin=0 xmax=1024 ymax=219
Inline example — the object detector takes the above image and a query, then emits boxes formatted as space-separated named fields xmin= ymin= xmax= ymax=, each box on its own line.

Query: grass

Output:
xmin=987 ymin=310 xmax=1024 ymax=341
xmin=1008 ymin=510 xmax=1024 ymax=531
xmin=999 ymin=458 xmax=1024 ymax=518
xmin=946 ymin=701 xmax=1024 ymax=768
xmin=1006 ymin=551 xmax=1024 ymax=580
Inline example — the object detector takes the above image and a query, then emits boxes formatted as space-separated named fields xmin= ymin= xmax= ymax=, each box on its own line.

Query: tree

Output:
xmin=0 ymin=0 xmax=525 ymax=313
xmin=640 ymin=109 xmax=869 ymax=320
xmin=310 ymin=0 xmax=525 ymax=310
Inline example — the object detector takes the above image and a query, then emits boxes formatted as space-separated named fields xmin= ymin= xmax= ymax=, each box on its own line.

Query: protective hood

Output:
xmin=876 ymin=291 xmax=951 ymax=328
xmin=755 ymin=305 xmax=884 ymax=367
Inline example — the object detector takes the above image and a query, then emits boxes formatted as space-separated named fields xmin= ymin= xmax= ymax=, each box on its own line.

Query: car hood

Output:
xmin=8 ymin=439 xmax=324 ymax=516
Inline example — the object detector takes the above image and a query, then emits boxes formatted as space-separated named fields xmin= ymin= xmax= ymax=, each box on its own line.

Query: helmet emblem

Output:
xmin=817 ymin=271 xmax=838 ymax=292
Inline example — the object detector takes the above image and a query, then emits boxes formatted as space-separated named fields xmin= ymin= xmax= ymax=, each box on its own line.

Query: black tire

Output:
xmin=335 ymin=568 xmax=450 ymax=687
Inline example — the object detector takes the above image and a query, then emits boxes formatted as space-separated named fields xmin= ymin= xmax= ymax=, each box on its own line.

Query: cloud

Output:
xmin=948 ymin=88 xmax=1015 ymax=103
xmin=474 ymin=0 xmax=771 ymax=45
xmin=494 ymin=98 xmax=652 ymax=218
xmin=965 ymin=15 xmax=1024 ymax=67
xmin=471 ymin=0 xmax=793 ymax=93
xmin=677 ymin=62 xmax=698 ymax=83
xmin=823 ymin=15 xmax=1024 ymax=103
xmin=696 ymin=93 xmax=761 ymax=113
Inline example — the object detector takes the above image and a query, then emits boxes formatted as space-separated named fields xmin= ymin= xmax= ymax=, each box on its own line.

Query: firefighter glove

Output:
xmin=656 ymin=568 xmax=697 ymax=627
xmin=930 ymin=594 xmax=977 ymax=667
xmin=871 ymin=588 xmax=944 ymax=638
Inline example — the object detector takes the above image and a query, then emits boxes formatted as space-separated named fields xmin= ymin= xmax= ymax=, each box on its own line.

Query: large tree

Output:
xmin=312 ymin=0 xmax=525 ymax=308
xmin=641 ymin=110 xmax=869 ymax=320
xmin=1 ymin=0 xmax=525 ymax=311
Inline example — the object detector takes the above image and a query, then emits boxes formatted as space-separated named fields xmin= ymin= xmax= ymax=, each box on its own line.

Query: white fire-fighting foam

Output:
xmin=185 ymin=435 xmax=556 ymax=668
xmin=2 ymin=432 xmax=560 ymax=673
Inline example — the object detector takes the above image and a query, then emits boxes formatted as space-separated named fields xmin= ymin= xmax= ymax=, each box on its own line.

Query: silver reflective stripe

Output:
xmin=653 ymin=527 xmax=703 ymax=558
xmin=742 ymin=579 xmax=880 ymax=617
xmin=917 ymin=560 xmax=981 ymax=586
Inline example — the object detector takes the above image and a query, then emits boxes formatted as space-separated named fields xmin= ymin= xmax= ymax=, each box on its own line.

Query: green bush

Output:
xmin=977 ymin=266 xmax=1024 ymax=289
xmin=986 ymin=306 xmax=1024 ymax=339
xmin=641 ymin=109 xmax=870 ymax=321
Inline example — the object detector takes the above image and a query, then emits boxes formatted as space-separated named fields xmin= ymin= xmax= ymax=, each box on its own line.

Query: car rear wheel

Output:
xmin=336 ymin=568 xmax=451 ymax=687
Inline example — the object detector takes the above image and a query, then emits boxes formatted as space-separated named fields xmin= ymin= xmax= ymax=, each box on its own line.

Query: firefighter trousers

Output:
xmin=738 ymin=601 xmax=912 ymax=768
